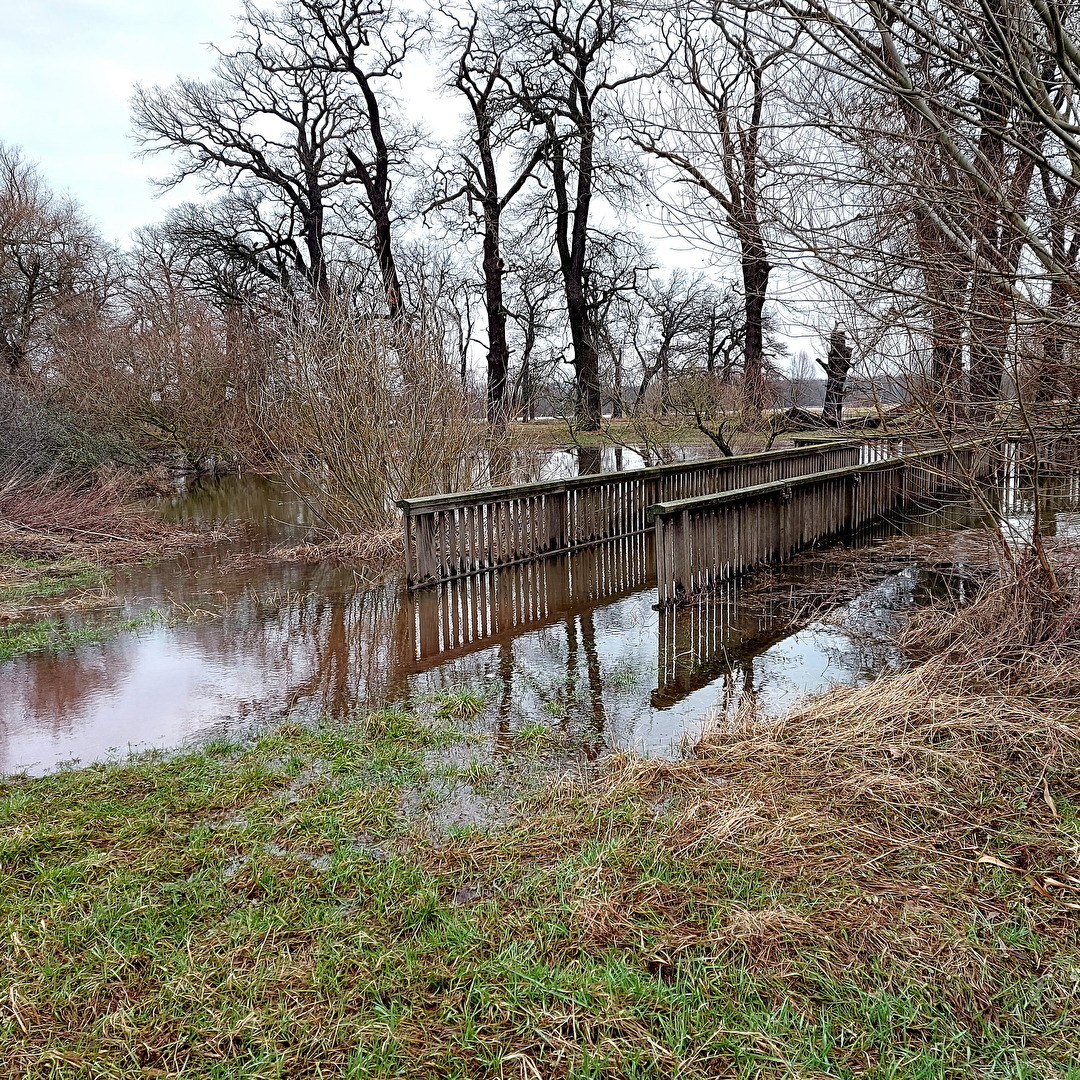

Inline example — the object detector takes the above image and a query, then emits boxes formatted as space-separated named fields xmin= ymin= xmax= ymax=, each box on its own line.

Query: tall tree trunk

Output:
xmin=740 ymin=243 xmax=770 ymax=413
xmin=371 ymin=195 xmax=403 ymax=320
xmin=967 ymin=39 xmax=1037 ymax=412
xmin=344 ymin=71 xmax=404 ymax=320
xmin=481 ymin=201 xmax=510 ymax=425
xmin=568 ymin=297 xmax=602 ymax=429
xmin=302 ymin=179 xmax=330 ymax=298
xmin=1039 ymin=278 xmax=1069 ymax=402
xmin=564 ymin=69 xmax=602 ymax=431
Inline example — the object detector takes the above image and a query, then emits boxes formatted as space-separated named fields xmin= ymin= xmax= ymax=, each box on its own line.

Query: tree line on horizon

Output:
xmin=3 ymin=0 xmax=1080 ymax=478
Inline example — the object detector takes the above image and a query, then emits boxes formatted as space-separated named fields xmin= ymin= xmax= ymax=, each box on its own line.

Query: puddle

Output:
xmin=2 ymin=456 xmax=1077 ymax=775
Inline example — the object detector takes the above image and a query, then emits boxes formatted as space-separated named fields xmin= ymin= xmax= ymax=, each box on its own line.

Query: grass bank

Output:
xmin=3 ymin=577 xmax=1079 ymax=1080
xmin=0 ymin=473 xmax=236 ymax=659
xmin=0 ymin=612 xmax=165 ymax=662
xmin=0 ymin=556 xmax=110 ymax=606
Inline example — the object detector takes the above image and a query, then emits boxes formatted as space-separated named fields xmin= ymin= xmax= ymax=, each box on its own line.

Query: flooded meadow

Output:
xmin=2 ymin=450 xmax=1077 ymax=775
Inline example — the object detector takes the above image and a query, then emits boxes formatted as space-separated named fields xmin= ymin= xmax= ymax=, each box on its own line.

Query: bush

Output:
xmin=265 ymin=302 xmax=495 ymax=534
xmin=0 ymin=382 xmax=138 ymax=479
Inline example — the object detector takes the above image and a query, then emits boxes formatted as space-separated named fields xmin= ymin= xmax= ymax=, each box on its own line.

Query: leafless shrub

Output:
xmin=51 ymin=298 xmax=269 ymax=472
xmin=264 ymin=301 xmax=494 ymax=534
xmin=0 ymin=383 xmax=79 ymax=475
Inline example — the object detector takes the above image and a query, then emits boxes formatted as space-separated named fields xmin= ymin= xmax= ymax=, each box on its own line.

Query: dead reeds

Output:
xmin=667 ymin=554 xmax=1080 ymax=909
xmin=0 ymin=472 xmax=228 ymax=560
xmin=903 ymin=543 xmax=1080 ymax=660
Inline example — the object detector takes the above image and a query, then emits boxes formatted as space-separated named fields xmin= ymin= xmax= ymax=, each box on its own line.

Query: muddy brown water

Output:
xmin=2 ymin=453 xmax=1077 ymax=776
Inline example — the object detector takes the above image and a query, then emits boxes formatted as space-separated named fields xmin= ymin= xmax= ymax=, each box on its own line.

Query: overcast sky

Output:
xmin=0 ymin=1 xmax=826 ymax=348
xmin=0 ymin=0 xmax=246 ymax=244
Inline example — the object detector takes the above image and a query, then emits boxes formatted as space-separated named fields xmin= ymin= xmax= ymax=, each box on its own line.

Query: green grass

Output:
xmin=515 ymin=721 xmax=553 ymax=746
xmin=0 ymin=612 xmax=160 ymax=660
xmin=432 ymin=686 xmax=488 ymax=720
xmin=1 ymin=700 xmax=1077 ymax=1079
xmin=0 ymin=555 xmax=111 ymax=605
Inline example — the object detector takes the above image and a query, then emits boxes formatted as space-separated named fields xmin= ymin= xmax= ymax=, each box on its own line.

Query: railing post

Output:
xmin=401 ymin=507 xmax=415 ymax=586
xmin=673 ymin=509 xmax=692 ymax=601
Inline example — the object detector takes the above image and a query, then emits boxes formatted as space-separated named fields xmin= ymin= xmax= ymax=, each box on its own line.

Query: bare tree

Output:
xmin=134 ymin=0 xmax=423 ymax=314
xmin=627 ymin=5 xmax=793 ymax=414
xmin=270 ymin=0 xmax=428 ymax=317
xmin=0 ymin=145 xmax=109 ymax=379
xmin=434 ymin=4 xmax=549 ymax=423
xmin=133 ymin=23 xmax=357 ymax=296
xmin=500 ymin=0 xmax=649 ymax=430
xmin=505 ymin=251 xmax=562 ymax=420
xmin=616 ymin=270 xmax=710 ymax=410
xmin=779 ymin=0 xmax=1080 ymax=420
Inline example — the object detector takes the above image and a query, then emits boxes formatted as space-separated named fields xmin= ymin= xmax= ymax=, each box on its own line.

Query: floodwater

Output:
xmin=2 ymin=451 xmax=1077 ymax=775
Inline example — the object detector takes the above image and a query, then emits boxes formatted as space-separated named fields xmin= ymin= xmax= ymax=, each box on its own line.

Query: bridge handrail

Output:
xmin=646 ymin=441 xmax=987 ymax=520
xmin=396 ymin=440 xmax=858 ymax=516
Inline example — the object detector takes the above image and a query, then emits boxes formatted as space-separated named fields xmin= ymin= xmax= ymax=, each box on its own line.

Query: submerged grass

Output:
xmin=2 ymin=569 xmax=1079 ymax=1078
xmin=0 ymin=556 xmax=111 ymax=606
xmin=0 ymin=552 xmax=119 ymax=659
xmin=432 ymin=686 xmax=489 ymax=721
xmin=0 ymin=612 xmax=160 ymax=661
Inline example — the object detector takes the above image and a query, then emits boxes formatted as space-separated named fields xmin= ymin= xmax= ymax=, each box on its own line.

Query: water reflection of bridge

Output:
xmin=404 ymin=533 xmax=653 ymax=670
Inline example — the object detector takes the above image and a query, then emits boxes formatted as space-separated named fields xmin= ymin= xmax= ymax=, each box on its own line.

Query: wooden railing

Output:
xmin=649 ymin=442 xmax=995 ymax=605
xmin=398 ymin=441 xmax=861 ymax=587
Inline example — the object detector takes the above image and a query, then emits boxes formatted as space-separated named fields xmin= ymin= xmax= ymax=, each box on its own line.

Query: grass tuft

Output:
xmin=432 ymin=686 xmax=488 ymax=721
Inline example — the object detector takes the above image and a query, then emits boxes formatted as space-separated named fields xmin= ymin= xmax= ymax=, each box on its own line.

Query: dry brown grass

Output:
xmin=904 ymin=543 xmax=1080 ymax=659
xmin=691 ymin=653 xmax=1078 ymax=866
xmin=217 ymin=530 xmax=405 ymax=574
xmin=668 ymin=561 xmax=1080 ymax=915
xmin=269 ymin=531 xmax=405 ymax=564
xmin=496 ymin=556 xmax=1080 ymax=1016
xmin=0 ymin=473 xmax=230 ymax=561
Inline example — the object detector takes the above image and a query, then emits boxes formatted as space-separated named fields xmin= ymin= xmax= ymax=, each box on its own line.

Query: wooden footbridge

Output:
xmin=650 ymin=441 xmax=993 ymax=603
xmin=399 ymin=438 xmax=996 ymax=606
xmin=399 ymin=442 xmax=862 ymax=587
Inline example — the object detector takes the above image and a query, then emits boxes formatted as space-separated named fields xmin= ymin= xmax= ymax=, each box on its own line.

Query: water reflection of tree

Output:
xmin=0 ymin=639 xmax=138 ymax=771
xmin=217 ymin=582 xmax=415 ymax=718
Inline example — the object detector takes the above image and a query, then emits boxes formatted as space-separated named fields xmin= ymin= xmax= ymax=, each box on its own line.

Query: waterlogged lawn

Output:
xmin=2 ymin=701 xmax=1077 ymax=1079
xmin=0 ymin=612 xmax=159 ymax=661
xmin=0 ymin=554 xmax=126 ymax=659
